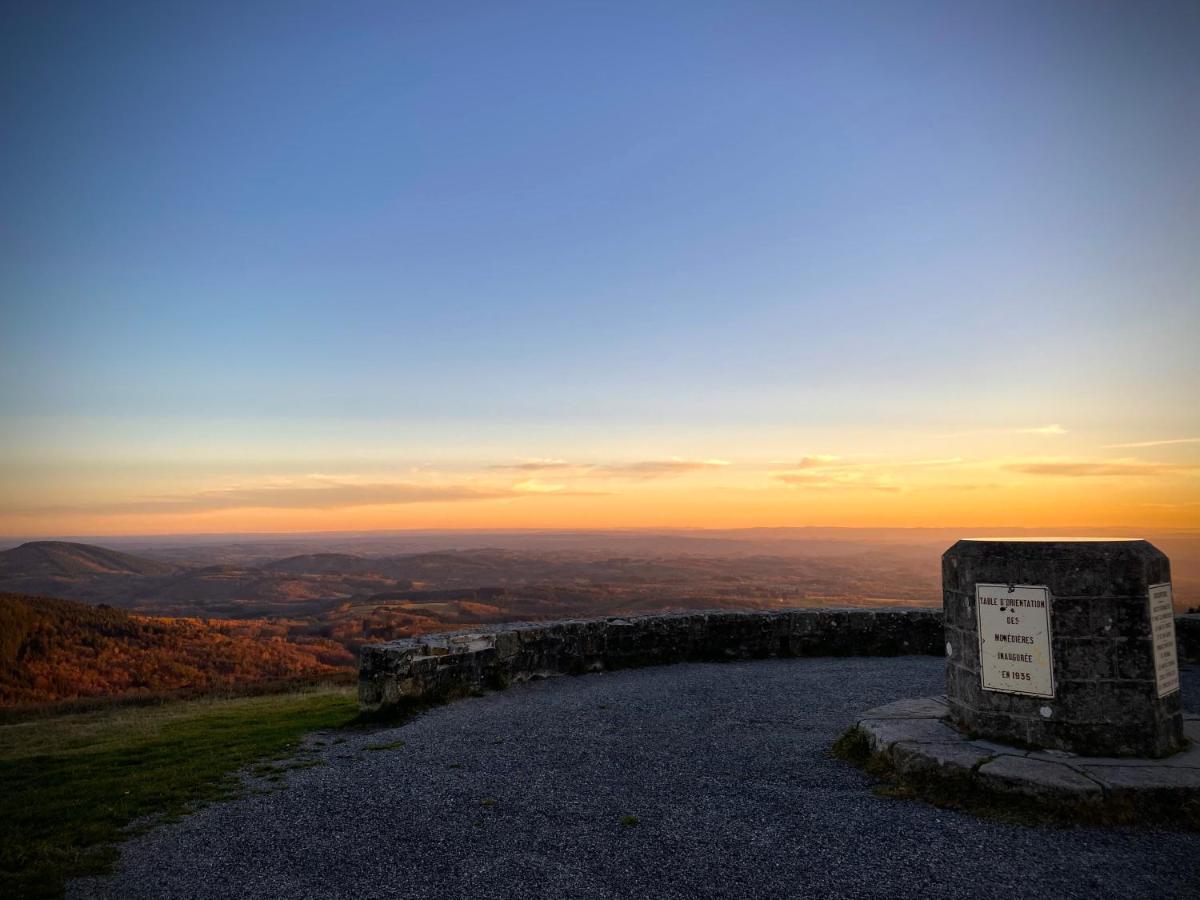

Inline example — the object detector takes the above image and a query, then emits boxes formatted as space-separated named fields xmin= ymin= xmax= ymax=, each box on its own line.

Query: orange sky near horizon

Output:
xmin=3 ymin=427 xmax=1197 ymax=537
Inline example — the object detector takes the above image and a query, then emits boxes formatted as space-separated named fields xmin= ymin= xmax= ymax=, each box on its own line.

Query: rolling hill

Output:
xmin=0 ymin=542 xmax=408 ymax=613
xmin=0 ymin=541 xmax=180 ymax=578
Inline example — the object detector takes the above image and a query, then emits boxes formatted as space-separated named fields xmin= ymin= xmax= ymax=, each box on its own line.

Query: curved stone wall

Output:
xmin=359 ymin=608 xmax=1200 ymax=711
xmin=1178 ymin=614 xmax=1200 ymax=662
xmin=359 ymin=608 xmax=943 ymax=710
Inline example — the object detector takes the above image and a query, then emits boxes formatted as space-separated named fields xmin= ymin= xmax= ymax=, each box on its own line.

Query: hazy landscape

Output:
xmin=3 ymin=528 xmax=1197 ymax=708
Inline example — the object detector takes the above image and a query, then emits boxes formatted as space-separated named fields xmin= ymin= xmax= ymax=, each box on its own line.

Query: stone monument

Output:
xmin=838 ymin=537 xmax=1197 ymax=821
xmin=943 ymin=537 xmax=1183 ymax=757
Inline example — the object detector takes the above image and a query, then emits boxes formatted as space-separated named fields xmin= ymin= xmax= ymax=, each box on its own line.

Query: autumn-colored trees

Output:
xmin=0 ymin=594 xmax=353 ymax=706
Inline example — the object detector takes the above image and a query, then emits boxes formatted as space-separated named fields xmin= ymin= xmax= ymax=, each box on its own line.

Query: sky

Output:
xmin=1 ymin=0 xmax=1198 ymax=536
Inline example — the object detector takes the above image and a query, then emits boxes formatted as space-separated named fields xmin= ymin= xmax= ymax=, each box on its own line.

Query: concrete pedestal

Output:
xmin=943 ymin=538 xmax=1184 ymax=757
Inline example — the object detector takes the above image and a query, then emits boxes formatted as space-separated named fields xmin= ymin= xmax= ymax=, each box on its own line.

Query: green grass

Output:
xmin=0 ymin=684 xmax=359 ymax=899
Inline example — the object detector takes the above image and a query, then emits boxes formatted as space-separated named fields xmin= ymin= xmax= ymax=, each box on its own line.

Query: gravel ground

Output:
xmin=71 ymin=658 xmax=1200 ymax=900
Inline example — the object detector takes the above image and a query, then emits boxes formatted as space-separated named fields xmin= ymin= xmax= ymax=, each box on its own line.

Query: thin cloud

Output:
xmin=938 ymin=424 xmax=1067 ymax=438
xmin=593 ymin=458 xmax=730 ymax=479
xmin=789 ymin=455 xmax=840 ymax=469
xmin=489 ymin=458 xmax=580 ymax=472
xmin=772 ymin=457 xmax=962 ymax=473
xmin=774 ymin=472 xmax=902 ymax=493
xmin=513 ymin=479 xmax=567 ymax=494
xmin=54 ymin=480 xmax=522 ymax=515
xmin=767 ymin=455 xmax=966 ymax=493
xmin=1104 ymin=437 xmax=1200 ymax=449
xmin=1003 ymin=460 xmax=1195 ymax=478
xmin=490 ymin=457 xmax=730 ymax=480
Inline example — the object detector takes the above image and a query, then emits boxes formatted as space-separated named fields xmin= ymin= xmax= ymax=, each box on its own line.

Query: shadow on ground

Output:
xmin=71 ymin=658 xmax=1200 ymax=900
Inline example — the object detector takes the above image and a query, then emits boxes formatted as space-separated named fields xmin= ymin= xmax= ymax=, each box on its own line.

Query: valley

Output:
xmin=2 ymin=528 xmax=1196 ymax=708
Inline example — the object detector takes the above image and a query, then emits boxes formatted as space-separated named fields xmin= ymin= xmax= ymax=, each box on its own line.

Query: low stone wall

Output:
xmin=1177 ymin=614 xmax=1200 ymax=663
xmin=359 ymin=608 xmax=1200 ymax=711
xmin=358 ymin=608 xmax=943 ymax=710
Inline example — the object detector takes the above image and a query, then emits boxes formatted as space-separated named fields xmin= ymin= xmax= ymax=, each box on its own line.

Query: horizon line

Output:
xmin=3 ymin=524 xmax=1198 ymax=545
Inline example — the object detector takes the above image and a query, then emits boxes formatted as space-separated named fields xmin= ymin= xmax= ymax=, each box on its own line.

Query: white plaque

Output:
xmin=976 ymin=583 xmax=1054 ymax=698
xmin=1148 ymin=583 xmax=1179 ymax=697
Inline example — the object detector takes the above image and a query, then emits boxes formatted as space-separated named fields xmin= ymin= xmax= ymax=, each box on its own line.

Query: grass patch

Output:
xmin=0 ymin=672 xmax=356 ymax=726
xmin=349 ymin=684 xmax=475 ymax=729
xmin=484 ymin=670 xmax=510 ymax=691
xmin=619 ymin=815 xmax=639 ymax=827
xmin=829 ymin=726 xmax=893 ymax=778
xmin=829 ymin=725 xmax=872 ymax=765
xmin=0 ymin=683 xmax=358 ymax=899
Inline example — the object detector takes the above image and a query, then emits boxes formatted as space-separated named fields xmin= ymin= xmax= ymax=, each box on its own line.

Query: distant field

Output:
xmin=0 ymin=684 xmax=358 ymax=899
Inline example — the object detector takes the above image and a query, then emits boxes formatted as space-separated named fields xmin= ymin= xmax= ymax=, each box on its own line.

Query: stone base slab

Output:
xmin=848 ymin=696 xmax=1200 ymax=824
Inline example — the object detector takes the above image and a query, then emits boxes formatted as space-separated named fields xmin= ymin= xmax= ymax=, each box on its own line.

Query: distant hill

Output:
xmin=0 ymin=542 xmax=408 ymax=613
xmin=258 ymin=550 xmax=531 ymax=587
xmin=0 ymin=593 xmax=353 ymax=707
xmin=0 ymin=541 xmax=180 ymax=578
xmin=260 ymin=552 xmax=406 ymax=579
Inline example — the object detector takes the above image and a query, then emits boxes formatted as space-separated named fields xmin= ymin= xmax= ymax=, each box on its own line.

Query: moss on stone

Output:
xmin=830 ymin=725 xmax=872 ymax=764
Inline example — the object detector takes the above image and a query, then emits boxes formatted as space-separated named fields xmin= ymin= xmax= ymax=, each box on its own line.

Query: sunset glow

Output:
xmin=2 ymin=2 xmax=1197 ymax=538
xmin=3 ymin=428 xmax=1198 ymax=535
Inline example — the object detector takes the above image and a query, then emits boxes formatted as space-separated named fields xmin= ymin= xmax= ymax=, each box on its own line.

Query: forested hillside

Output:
xmin=0 ymin=594 xmax=353 ymax=706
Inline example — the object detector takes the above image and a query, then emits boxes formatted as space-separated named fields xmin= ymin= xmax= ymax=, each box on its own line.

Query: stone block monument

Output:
xmin=841 ymin=537 xmax=1197 ymax=823
xmin=942 ymin=537 xmax=1183 ymax=757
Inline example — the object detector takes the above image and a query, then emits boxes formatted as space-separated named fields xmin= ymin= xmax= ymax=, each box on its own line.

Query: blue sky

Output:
xmin=1 ymin=1 xmax=1197 ymax=533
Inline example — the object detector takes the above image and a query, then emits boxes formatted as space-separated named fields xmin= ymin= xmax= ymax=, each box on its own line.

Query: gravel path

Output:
xmin=71 ymin=658 xmax=1200 ymax=899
